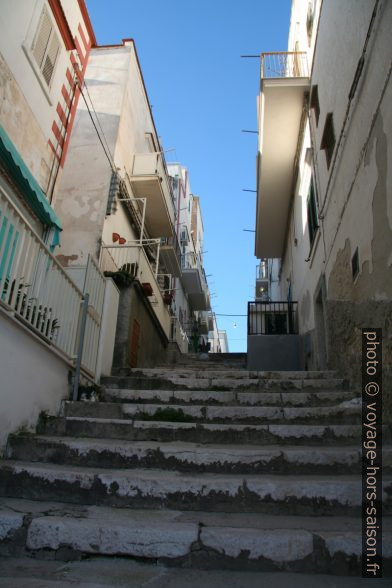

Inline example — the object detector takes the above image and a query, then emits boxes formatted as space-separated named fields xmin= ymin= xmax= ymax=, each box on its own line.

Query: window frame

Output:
xmin=320 ymin=112 xmax=336 ymax=169
xmin=22 ymin=3 xmax=62 ymax=104
xmin=307 ymin=175 xmax=319 ymax=248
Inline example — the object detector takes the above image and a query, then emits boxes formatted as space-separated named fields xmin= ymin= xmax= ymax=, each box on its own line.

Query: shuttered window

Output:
xmin=307 ymin=177 xmax=319 ymax=246
xmin=31 ymin=6 xmax=60 ymax=87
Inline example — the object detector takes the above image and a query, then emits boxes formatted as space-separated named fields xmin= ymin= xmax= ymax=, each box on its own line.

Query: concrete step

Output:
xmin=103 ymin=388 xmax=357 ymax=407
xmin=38 ymin=416 xmax=370 ymax=445
xmin=1 ymin=556 xmax=392 ymax=588
xmin=8 ymin=435 xmax=390 ymax=475
xmin=3 ymin=497 xmax=390 ymax=574
xmin=130 ymin=369 xmax=339 ymax=380
xmin=62 ymin=400 xmax=361 ymax=425
xmin=101 ymin=375 xmax=348 ymax=392
xmin=2 ymin=461 xmax=388 ymax=515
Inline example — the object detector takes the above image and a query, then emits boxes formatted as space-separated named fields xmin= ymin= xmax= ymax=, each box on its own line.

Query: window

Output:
xmin=307 ymin=176 xmax=319 ymax=246
xmin=320 ymin=112 xmax=336 ymax=169
xmin=31 ymin=6 xmax=60 ymax=87
xmin=310 ymin=85 xmax=320 ymax=126
xmin=306 ymin=2 xmax=314 ymax=44
xmin=352 ymin=248 xmax=359 ymax=280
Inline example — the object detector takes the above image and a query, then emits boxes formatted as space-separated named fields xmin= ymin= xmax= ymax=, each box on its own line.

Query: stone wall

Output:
xmin=326 ymin=300 xmax=392 ymax=423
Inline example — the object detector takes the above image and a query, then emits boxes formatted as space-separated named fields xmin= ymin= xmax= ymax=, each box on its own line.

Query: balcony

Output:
xmin=248 ymin=300 xmax=298 ymax=335
xmin=181 ymin=253 xmax=211 ymax=311
xmin=160 ymin=234 xmax=182 ymax=277
xmin=128 ymin=153 xmax=175 ymax=238
xmin=170 ymin=316 xmax=189 ymax=354
xmin=100 ymin=241 xmax=171 ymax=339
xmin=198 ymin=311 xmax=209 ymax=335
xmin=255 ymin=52 xmax=309 ymax=259
xmin=247 ymin=300 xmax=300 ymax=371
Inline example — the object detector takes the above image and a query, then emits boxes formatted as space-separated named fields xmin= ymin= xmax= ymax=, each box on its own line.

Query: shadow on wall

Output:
xmin=326 ymin=111 xmax=392 ymax=422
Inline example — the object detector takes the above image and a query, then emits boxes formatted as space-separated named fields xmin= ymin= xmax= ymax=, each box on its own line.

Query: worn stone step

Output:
xmin=2 ymin=461 xmax=387 ymax=515
xmin=101 ymin=375 xmax=348 ymax=392
xmin=103 ymin=388 xmax=357 ymax=407
xmin=3 ymin=497 xmax=390 ymax=575
xmin=129 ymin=369 xmax=339 ymax=380
xmin=62 ymin=401 xmax=361 ymax=425
xmin=2 ymin=557 xmax=392 ymax=588
xmin=9 ymin=435 xmax=390 ymax=475
xmin=38 ymin=416 xmax=370 ymax=445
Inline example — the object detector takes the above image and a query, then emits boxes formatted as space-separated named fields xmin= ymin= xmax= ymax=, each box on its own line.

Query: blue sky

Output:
xmin=86 ymin=0 xmax=291 ymax=351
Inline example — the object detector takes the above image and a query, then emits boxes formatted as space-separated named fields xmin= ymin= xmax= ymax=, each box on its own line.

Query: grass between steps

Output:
xmin=137 ymin=407 xmax=194 ymax=423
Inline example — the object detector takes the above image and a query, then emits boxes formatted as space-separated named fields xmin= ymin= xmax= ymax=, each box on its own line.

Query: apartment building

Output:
xmin=167 ymin=163 xmax=213 ymax=353
xmin=250 ymin=0 xmax=392 ymax=408
xmin=53 ymin=43 xmax=214 ymax=368
xmin=0 ymin=0 xmax=107 ymax=449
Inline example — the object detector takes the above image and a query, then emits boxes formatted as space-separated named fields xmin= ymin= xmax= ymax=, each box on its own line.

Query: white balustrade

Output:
xmin=0 ymin=187 xmax=105 ymax=379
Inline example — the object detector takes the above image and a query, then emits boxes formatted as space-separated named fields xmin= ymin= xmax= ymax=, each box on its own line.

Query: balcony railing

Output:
xmin=128 ymin=152 xmax=175 ymax=238
xmin=160 ymin=232 xmax=182 ymax=276
xmin=100 ymin=242 xmax=171 ymax=338
xmin=248 ymin=301 xmax=298 ymax=335
xmin=0 ymin=187 xmax=105 ymax=378
xmin=260 ymin=52 xmax=308 ymax=79
xmin=170 ymin=316 xmax=189 ymax=354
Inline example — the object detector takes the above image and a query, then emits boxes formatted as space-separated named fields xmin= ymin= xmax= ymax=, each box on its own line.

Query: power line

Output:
xmin=215 ymin=313 xmax=247 ymax=317
xmin=83 ymin=80 xmax=116 ymax=170
xmin=79 ymin=86 xmax=116 ymax=173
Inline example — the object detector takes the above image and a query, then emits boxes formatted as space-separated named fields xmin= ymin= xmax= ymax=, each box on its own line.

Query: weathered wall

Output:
xmin=0 ymin=51 xmax=54 ymax=192
xmin=326 ymin=300 xmax=392 ymax=423
xmin=53 ymin=43 xmax=162 ymax=262
xmin=0 ymin=0 xmax=92 ymax=190
xmin=112 ymin=283 xmax=168 ymax=371
xmin=277 ymin=0 xmax=392 ymax=390
xmin=0 ymin=308 xmax=70 ymax=454
xmin=96 ymin=278 xmax=120 ymax=377
xmin=247 ymin=335 xmax=300 ymax=371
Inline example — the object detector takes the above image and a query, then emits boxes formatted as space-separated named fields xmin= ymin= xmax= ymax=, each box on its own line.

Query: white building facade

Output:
xmin=251 ymin=0 xmax=392 ymax=407
xmin=0 ymin=0 xmax=111 ymax=450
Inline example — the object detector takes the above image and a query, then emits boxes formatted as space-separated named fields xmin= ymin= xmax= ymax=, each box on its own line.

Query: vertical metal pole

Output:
xmin=72 ymin=293 xmax=89 ymax=401
xmin=140 ymin=198 xmax=146 ymax=245
xmin=155 ymin=239 xmax=160 ymax=278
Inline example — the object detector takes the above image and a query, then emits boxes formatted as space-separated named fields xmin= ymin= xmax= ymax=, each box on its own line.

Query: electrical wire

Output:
xmin=215 ymin=313 xmax=247 ymax=317
xmin=79 ymin=86 xmax=116 ymax=173
xmin=83 ymin=79 xmax=116 ymax=170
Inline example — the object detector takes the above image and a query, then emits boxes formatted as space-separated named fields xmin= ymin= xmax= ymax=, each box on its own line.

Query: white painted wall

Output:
xmin=0 ymin=308 xmax=70 ymax=453
xmin=275 ymin=0 xmax=392 ymax=353
xmin=96 ymin=278 xmax=120 ymax=377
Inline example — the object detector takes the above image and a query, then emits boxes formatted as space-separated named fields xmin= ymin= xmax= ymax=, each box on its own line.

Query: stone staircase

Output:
xmin=0 ymin=355 xmax=391 ymax=576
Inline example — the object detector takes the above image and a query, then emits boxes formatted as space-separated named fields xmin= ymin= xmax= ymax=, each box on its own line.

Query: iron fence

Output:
xmin=260 ymin=52 xmax=308 ymax=79
xmin=248 ymin=301 xmax=298 ymax=335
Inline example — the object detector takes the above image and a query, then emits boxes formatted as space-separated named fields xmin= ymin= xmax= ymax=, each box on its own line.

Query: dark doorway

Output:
xmin=314 ymin=276 xmax=327 ymax=369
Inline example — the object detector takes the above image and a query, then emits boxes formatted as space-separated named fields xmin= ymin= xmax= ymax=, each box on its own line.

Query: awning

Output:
xmin=0 ymin=125 xmax=62 ymax=247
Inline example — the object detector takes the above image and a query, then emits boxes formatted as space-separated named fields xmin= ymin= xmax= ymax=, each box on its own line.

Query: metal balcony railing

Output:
xmin=260 ymin=52 xmax=308 ymax=79
xmin=248 ymin=301 xmax=298 ymax=335
xmin=99 ymin=241 xmax=171 ymax=338
xmin=161 ymin=232 xmax=181 ymax=263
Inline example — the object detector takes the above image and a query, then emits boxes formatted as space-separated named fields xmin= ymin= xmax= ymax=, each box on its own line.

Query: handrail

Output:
xmin=260 ymin=51 xmax=308 ymax=79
